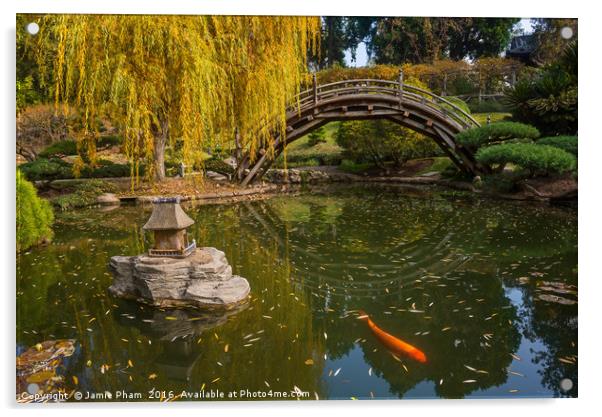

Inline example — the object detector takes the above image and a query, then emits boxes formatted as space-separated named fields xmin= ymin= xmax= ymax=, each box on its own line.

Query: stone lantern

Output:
xmin=143 ymin=197 xmax=196 ymax=258
xmin=109 ymin=196 xmax=250 ymax=310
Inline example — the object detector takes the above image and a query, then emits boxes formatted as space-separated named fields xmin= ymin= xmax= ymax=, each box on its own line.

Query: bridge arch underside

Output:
xmin=239 ymin=94 xmax=482 ymax=186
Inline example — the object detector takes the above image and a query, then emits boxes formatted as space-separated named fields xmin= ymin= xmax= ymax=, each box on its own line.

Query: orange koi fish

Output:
xmin=358 ymin=310 xmax=427 ymax=363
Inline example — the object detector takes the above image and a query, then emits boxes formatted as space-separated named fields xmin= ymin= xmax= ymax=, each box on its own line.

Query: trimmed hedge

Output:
xmin=536 ymin=136 xmax=577 ymax=156
xmin=204 ymin=158 xmax=235 ymax=175
xmin=80 ymin=159 xmax=141 ymax=178
xmin=16 ymin=170 xmax=54 ymax=251
xmin=19 ymin=158 xmax=141 ymax=181
xmin=39 ymin=136 xmax=122 ymax=160
xmin=456 ymin=122 xmax=540 ymax=150
xmin=18 ymin=158 xmax=73 ymax=181
xmin=38 ymin=140 xmax=78 ymax=158
xmin=475 ymin=143 xmax=576 ymax=175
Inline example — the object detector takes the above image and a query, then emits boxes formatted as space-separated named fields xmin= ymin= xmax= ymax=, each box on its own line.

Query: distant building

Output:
xmin=506 ymin=35 xmax=537 ymax=65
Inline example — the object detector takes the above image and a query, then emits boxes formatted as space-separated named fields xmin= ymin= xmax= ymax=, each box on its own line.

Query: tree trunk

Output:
xmin=153 ymin=120 xmax=168 ymax=182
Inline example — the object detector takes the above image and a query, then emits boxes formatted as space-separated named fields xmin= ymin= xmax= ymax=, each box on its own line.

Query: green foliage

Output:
xmin=475 ymin=143 xmax=576 ymax=175
xmin=336 ymin=120 xmax=440 ymax=168
xmin=204 ymin=158 xmax=235 ymax=175
xmin=19 ymin=157 xmax=140 ymax=181
xmin=18 ymin=158 xmax=74 ymax=181
xmin=416 ymin=157 xmax=453 ymax=175
xmin=16 ymin=170 xmax=54 ymax=251
xmin=274 ymin=122 xmax=343 ymax=168
xmin=338 ymin=159 xmax=374 ymax=174
xmin=504 ymin=41 xmax=577 ymax=135
xmin=80 ymin=160 xmax=138 ymax=178
xmin=537 ymin=136 xmax=578 ymax=156
xmin=97 ymin=135 xmax=123 ymax=148
xmin=371 ymin=17 xmax=519 ymax=64
xmin=455 ymin=122 xmax=540 ymax=150
xmin=441 ymin=96 xmax=471 ymax=115
xmin=51 ymin=180 xmax=117 ymax=211
xmin=307 ymin=126 xmax=327 ymax=146
xmin=16 ymin=76 xmax=41 ymax=113
xmin=38 ymin=140 xmax=78 ymax=158
xmin=468 ymin=101 xmax=510 ymax=114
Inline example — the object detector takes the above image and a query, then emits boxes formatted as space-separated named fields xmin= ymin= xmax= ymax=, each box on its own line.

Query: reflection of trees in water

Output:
xmin=16 ymin=188 xmax=577 ymax=399
xmin=510 ymin=255 xmax=578 ymax=397
xmin=232 ymin=187 xmax=576 ymax=398
xmin=18 ymin=206 xmax=326 ymax=400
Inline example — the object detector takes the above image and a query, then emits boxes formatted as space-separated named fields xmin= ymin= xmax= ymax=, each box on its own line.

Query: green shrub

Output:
xmin=307 ymin=126 xmax=327 ymax=147
xmin=475 ymin=143 xmax=576 ymax=175
xmin=536 ymin=136 xmax=577 ymax=156
xmin=336 ymin=120 xmax=440 ymax=167
xmin=18 ymin=158 xmax=74 ymax=181
xmin=97 ymin=135 xmax=123 ymax=148
xmin=80 ymin=159 xmax=135 ymax=178
xmin=338 ymin=159 xmax=373 ymax=174
xmin=468 ymin=100 xmax=510 ymax=114
xmin=504 ymin=41 xmax=577 ymax=136
xmin=16 ymin=170 xmax=54 ymax=251
xmin=456 ymin=122 xmax=540 ymax=150
xmin=38 ymin=140 xmax=78 ymax=158
xmin=51 ymin=179 xmax=117 ymax=210
xmin=204 ymin=158 xmax=235 ymax=175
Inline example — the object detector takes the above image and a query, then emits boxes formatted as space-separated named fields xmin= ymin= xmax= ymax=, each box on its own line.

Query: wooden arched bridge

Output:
xmin=234 ymin=72 xmax=484 ymax=185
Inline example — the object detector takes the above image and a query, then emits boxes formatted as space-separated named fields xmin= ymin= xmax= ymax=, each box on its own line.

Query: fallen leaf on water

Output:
xmin=305 ymin=359 xmax=314 ymax=365
xmin=224 ymin=344 xmax=229 ymax=353
xmin=510 ymin=353 xmax=521 ymax=361
xmin=127 ymin=359 xmax=134 ymax=368
xmin=334 ymin=368 xmax=341 ymax=376
xmin=148 ymin=373 xmax=157 ymax=380
xmin=165 ymin=316 xmax=177 ymax=321
xmin=463 ymin=380 xmax=477 ymax=383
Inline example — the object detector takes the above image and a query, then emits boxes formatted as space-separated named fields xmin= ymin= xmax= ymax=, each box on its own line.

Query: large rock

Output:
xmin=96 ymin=192 xmax=120 ymax=206
xmin=108 ymin=247 xmax=250 ymax=310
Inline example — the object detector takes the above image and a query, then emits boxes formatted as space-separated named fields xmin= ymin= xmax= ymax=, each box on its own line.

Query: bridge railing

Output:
xmin=291 ymin=78 xmax=480 ymax=130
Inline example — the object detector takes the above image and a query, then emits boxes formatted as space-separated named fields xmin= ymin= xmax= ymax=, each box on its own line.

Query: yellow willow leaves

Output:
xmin=33 ymin=15 xmax=320 ymax=179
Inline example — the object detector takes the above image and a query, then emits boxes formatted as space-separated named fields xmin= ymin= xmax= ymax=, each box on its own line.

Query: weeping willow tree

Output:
xmin=30 ymin=15 xmax=320 ymax=181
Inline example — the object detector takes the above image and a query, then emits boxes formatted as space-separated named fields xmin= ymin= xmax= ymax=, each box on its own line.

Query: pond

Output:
xmin=16 ymin=184 xmax=578 ymax=400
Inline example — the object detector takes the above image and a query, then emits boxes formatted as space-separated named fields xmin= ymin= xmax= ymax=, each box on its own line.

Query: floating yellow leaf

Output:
xmin=304 ymin=359 xmax=314 ymax=365
xmin=148 ymin=373 xmax=157 ymax=380
xmin=72 ymin=375 xmax=79 ymax=385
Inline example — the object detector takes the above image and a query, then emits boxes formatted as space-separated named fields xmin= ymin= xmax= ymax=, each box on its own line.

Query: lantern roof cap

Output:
xmin=143 ymin=196 xmax=194 ymax=231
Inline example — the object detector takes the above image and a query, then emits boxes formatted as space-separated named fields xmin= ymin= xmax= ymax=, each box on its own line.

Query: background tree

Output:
xmin=310 ymin=17 xmax=376 ymax=69
xmin=369 ymin=17 xmax=518 ymax=64
xmin=30 ymin=15 xmax=320 ymax=181
xmin=530 ymin=18 xmax=578 ymax=66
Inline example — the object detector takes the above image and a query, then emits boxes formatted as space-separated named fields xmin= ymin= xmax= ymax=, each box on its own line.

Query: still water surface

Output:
xmin=17 ymin=185 xmax=578 ymax=400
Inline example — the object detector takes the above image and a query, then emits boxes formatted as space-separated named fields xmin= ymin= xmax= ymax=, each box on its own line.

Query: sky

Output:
xmin=344 ymin=18 xmax=535 ymax=67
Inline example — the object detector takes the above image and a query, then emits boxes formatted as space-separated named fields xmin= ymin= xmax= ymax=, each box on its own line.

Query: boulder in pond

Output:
xmin=108 ymin=247 xmax=250 ymax=310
